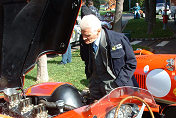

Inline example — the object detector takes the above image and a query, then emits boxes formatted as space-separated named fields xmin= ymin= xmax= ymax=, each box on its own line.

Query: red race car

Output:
xmin=0 ymin=0 xmax=175 ymax=118
xmin=134 ymin=49 xmax=176 ymax=105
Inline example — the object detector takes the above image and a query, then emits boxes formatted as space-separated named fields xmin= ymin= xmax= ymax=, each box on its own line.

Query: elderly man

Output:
xmin=80 ymin=15 xmax=137 ymax=101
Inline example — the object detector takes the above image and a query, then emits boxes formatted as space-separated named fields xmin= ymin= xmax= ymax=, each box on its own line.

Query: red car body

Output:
xmin=0 ymin=0 xmax=176 ymax=117
xmin=134 ymin=50 xmax=176 ymax=104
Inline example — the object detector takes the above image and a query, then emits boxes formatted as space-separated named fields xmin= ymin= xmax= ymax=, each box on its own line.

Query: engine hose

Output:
xmin=39 ymin=100 xmax=57 ymax=108
xmin=39 ymin=100 xmax=76 ymax=110
xmin=64 ymin=104 xmax=76 ymax=111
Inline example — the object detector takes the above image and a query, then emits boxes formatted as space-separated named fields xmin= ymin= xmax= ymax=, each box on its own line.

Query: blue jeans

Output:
xmin=61 ymin=43 xmax=72 ymax=64
xmin=134 ymin=11 xmax=140 ymax=19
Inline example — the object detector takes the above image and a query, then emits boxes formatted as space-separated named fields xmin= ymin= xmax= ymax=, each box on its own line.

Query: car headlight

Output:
xmin=105 ymin=104 xmax=139 ymax=118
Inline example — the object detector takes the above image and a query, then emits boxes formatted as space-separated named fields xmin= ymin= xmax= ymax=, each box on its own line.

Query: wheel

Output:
xmin=141 ymin=13 xmax=145 ymax=18
xmin=114 ymin=96 xmax=155 ymax=118
xmin=70 ymin=29 xmax=78 ymax=44
xmin=168 ymin=13 xmax=172 ymax=20
xmin=159 ymin=10 xmax=162 ymax=15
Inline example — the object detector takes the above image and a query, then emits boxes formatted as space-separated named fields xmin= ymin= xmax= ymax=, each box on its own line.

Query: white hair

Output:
xmin=80 ymin=15 xmax=101 ymax=31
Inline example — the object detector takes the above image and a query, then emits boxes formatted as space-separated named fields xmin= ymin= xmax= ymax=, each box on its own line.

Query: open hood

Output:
xmin=0 ymin=0 xmax=81 ymax=91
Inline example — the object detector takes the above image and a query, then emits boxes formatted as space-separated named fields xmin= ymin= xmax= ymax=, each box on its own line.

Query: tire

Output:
xmin=141 ymin=13 xmax=145 ymax=18
xmin=159 ymin=10 xmax=162 ymax=15
xmin=70 ymin=29 xmax=78 ymax=44
xmin=168 ymin=14 xmax=172 ymax=20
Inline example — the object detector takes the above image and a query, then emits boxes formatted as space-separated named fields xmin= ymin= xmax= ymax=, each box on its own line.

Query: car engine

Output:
xmin=0 ymin=88 xmax=49 ymax=118
xmin=0 ymin=86 xmax=84 ymax=118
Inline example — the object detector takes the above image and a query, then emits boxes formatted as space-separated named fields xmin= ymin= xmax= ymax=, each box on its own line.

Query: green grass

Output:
xmin=24 ymin=46 xmax=149 ymax=91
xmin=123 ymin=18 xmax=174 ymax=38
xmin=24 ymin=50 xmax=88 ymax=91
xmin=99 ymin=10 xmax=115 ymax=16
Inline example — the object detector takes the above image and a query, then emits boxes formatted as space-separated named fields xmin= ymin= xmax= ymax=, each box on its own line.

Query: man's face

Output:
xmin=81 ymin=28 xmax=100 ymax=44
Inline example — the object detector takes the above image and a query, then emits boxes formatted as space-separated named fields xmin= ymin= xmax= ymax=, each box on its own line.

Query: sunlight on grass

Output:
xmin=24 ymin=49 xmax=88 ymax=91
xmin=24 ymin=46 xmax=149 ymax=91
xmin=123 ymin=18 xmax=174 ymax=38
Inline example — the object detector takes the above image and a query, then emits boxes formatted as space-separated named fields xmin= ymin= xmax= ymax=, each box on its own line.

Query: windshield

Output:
xmin=88 ymin=86 xmax=158 ymax=115
xmin=156 ymin=3 xmax=164 ymax=7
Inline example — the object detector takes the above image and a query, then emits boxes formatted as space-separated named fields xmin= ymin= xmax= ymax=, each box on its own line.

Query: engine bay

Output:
xmin=0 ymin=85 xmax=84 ymax=118
xmin=0 ymin=88 xmax=49 ymax=118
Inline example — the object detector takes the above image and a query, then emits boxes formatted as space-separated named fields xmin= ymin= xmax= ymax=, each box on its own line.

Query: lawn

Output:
xmin=24 ymin=50 xmax=88 ymax=91
xmin=123 ymin=18 xmax=174 ymax=38
xmin=24 ymin=44 xmax=149 ymax=91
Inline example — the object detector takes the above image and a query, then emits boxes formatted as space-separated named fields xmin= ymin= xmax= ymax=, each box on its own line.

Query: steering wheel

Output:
xmin=114 ymin=96 xmax=155 ymax=118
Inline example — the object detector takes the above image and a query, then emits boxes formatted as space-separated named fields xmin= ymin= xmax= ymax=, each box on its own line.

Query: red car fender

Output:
xmin=25 ymin=82 xmax=72 ymax=96
xmin=135 ymin=54 xmax=176 ymax=104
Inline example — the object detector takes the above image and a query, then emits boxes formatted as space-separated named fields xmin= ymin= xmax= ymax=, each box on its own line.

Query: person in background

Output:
xmin=79 ymin=15 xmax=138 ymax=101
xmin=133 ymin=3 xmax=140 ymax=19
xmin=87 ymin=0 xmax=101 ymax=20
xmin=59 ymin=43 xmax=72 ymax=65
xmin=81 ymin=0 xmax=94 ymax=19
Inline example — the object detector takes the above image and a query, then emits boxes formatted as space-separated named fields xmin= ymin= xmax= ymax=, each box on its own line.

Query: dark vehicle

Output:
xmin=0 ymin=0 xmax=176 ymax=118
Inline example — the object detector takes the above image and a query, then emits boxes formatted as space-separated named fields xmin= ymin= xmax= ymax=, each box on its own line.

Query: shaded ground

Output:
xmin=167 ymin=19 xmax=176 ymax=35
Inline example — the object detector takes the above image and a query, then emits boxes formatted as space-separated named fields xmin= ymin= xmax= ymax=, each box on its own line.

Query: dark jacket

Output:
xmin=80 ymin=28 xmax=137 ymax=87
xmin=81 ymin=5 xmax=95 ymax=18
xmin=105 ymin=29 xmax=137 ymax=86
xmin=89 ymin=5 xmax=101 ymax=20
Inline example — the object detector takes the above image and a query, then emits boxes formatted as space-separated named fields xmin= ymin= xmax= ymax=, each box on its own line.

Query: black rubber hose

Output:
xmin=39 ymin=99 xmax=57 ymax=108
xmin=39 ymin=99 xmax=76 ymax=110
xmin=64 ymin=104 xmax=76 ymax=111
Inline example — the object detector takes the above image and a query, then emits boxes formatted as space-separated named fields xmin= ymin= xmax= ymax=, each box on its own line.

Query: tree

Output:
xmin=113 ymin=0 xmax=124 ymax=32
xmin=37 ymin=54 xmax=49 ymax=82
xmin=147 ymin=0 xmax=156 ymax=34
xmin=137 ymin=0 xmax=145 ymax=7
xmin=144 ymin=0 xmax=149 ymax=22
xmin=92 ymin=0 xmax=101 ymax=9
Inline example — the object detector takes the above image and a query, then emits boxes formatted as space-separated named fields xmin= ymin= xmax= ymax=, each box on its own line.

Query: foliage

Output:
xmin=92 ymin=0 xmax=101 ymax=10
xmin=123 ymin=18 xmax=174 ymax=38
xmin=124 ymin=0 xmax=137 ymax=11
xmin=137 ymin=0 xmax=145 ymax=7
xmin=124 ymin=0 xmax=130 ymax=11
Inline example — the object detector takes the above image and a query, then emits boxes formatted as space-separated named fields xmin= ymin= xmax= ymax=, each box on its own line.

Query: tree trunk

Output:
xmin=144 ymin=0 xmax=149 ymax=22
xmin=113 ymin=0 xmax=124 ymax=32
xmin=0 ymin=3 xmax=2 ymax=75
xmin=37 ymin=54 xmax=49 ymax=82
xmin=152 ymin=0 xmax=156 ymax=25
xmin=147 ymin=0 xmax=155 ymax=34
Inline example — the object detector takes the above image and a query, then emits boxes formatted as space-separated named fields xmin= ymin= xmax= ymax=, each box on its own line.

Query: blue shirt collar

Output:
xmin=94 ymin=31 xmax=101 ymax=46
